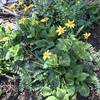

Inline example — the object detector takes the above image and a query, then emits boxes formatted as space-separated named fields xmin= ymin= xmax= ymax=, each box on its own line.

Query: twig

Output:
xmin=0 ymin=6 xmax=18 ymax=16
xmin=0 ymin=74 xmax=14 ymax=80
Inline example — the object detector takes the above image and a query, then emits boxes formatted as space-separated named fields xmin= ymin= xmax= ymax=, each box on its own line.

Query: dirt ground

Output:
xmin=89 ymin=23 xmax=100 ymax=50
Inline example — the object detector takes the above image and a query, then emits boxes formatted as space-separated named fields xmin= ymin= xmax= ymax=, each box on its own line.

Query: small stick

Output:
xmin=0 ymin=6 xmax=18 ymax=16
xmin=0 ymin=74 xmax=14 ymax=80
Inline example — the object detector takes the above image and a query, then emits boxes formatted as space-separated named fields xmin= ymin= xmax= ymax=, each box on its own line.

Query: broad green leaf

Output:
xmin=71 ymin=94 xmax=77 ymax=100
xmin=57 ymin=38 xmax=72 ymax=52
xmin=59 ymin=53 xmax=70 ymax=66
xmin=65 ymin=73 xmax=74 ymax=85
xmin=48 ymin=70 xmax=60 ymax=89
xmin=72 ymin=41 xmax=90 ymax=60
xmin=5 ymin=51 xmax=10 ymax=60
xmin=48 ymin=25 xmax=57 ymax=37
xmin=56 ymin=87 xmax=66 ymax=99
xmin=46 ymin=96 xmax=58 ymax=100
xmin=44 ymin=54 xmax=58 ymax=69
xmin=77 ymin=73 xmax=89 ymax=81
xmin=68 ymin=86 xmax=75 ymax=96
xmin=42 ymin=87 xmax=52 ymax=97
xmin=90 ymin=76 xmax=100 ymax=90
xmin=79 ymin=84 xmax=90 ymax=97
xmin=63 ymin=94 xmax=69 ymax=100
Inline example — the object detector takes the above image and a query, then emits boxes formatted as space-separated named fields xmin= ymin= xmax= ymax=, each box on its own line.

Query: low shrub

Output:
xmin=0 ymin=14 xmax=100 ymax=99
xmin=0 ymin=0 xmax=100 ymax=100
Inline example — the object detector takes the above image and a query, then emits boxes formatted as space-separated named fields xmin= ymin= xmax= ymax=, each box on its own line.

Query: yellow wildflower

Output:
xmin=27 ymin=4 xmax=33 ymax=9
xmin=17 ymin=1 xmax=24 ymax=7
xmin=65 ymin=20 xmax=75 ymax=28
xmin=4 ymin=22 xmax=14 ymax=32
xmin=43 ymin=50 xmax=51 ymax=60
xmin=40 ymin=17 xmax=49 ymax=23
xmin=56 ymin=26 xmax=65 ymax=36
xmin=32 ymin=20 xmax=39 ymax=26
xmin=23 ymin=4 xmax=33 ymax=12
xmin=83 ymin=32 xmax=91 ymax=39
xmin=18 ymin=17 xmax=26 ymax=24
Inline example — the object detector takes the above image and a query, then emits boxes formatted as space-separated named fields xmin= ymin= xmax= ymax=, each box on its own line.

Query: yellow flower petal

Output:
xmin=65 ymin=20 xmax=75 ymax=28
xmin=83 ymin=32 xmax=91 ymax=39
xmin=32 ymin=20 xmax=39 ymax=26
xmin=43 ymin=50 xmax=51 ymax=60
xmin=17 ymin=1 xmax=24 ymax=7
xmin=23 ymin=4 xmax=33 ymax=12
xmin=56 ymin=26 xmax=65 ymax=36
xmin=40 ymin=17 xmax=49 ymax=23
xmin=18 ymin=17 xmax=26 ymax=24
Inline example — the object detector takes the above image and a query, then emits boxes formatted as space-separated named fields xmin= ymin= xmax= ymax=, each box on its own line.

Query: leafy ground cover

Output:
xmin=0 ymin=0 xmax=100 ymax=100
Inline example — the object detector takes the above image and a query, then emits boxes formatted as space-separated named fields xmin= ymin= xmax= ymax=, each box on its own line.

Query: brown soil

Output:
xmin=88 ymin=23 xmax=100 ymax=50
xmin=0 ymin=75 xmax=38 ymax=100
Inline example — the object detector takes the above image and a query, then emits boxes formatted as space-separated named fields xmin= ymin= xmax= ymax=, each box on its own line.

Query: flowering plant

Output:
xmin=0 ymin=12 xmax=99 ymax=99
xmin=0 ymin=0 xmax=100 ymax=99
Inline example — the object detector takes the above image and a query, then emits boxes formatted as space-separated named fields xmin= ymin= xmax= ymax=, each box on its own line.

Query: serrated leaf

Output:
xmin=59 ymin=53 xmax=70 ymax=66
xmin=57 ymin=39 xmax=71 ymax=52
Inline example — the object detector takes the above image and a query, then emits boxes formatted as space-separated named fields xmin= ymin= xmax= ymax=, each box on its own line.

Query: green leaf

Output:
xmin=77 ymin=73 xmax=89 ymax=81
xmin=59 ymin=53 xmax=71 ymax=66
xmin=63 ymin=94 xmax=69 ymax=100
xmin=68 ymin=86 xmax=75 ymax=96
xmin=46 ymin=96 xmax=58 ymax=100
xmin=48 ymin=25 xmax=57 ymax=37
xmin=71 ymin=94 xmax=77 ymax=100
xmin=42 ymin=87 xmax=52 ymax=97
xmin=28 ymin=27 xmax=35 ymax=38
xmin=65 ymin=73 xmax=74 ymax=85
xmin=77 ymin=25 xmax=84 ymax=34
xmin=48 ymin=70 xmax=60 ymax=89
xmin=72 ymin=65 xmax=84 ymax=76
xmin=79 ymin=84 xmax=90 ymax=97
xmin=5 ymin=51 xmax=10 ymax=60
xmin=0 ymin=37 xmax=9 ymax=42
xmin=72 ymin=41 xmax=90 ymax=60
xmin=57 ymin=38 xmax=71 ymax=52
xmin=9 ymin=44 xmax=20 ymax=55
xmin=56 ymin=87 xmax=66 ymax=99
xmin=44 ymin=54 xmax=58 ymax=69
